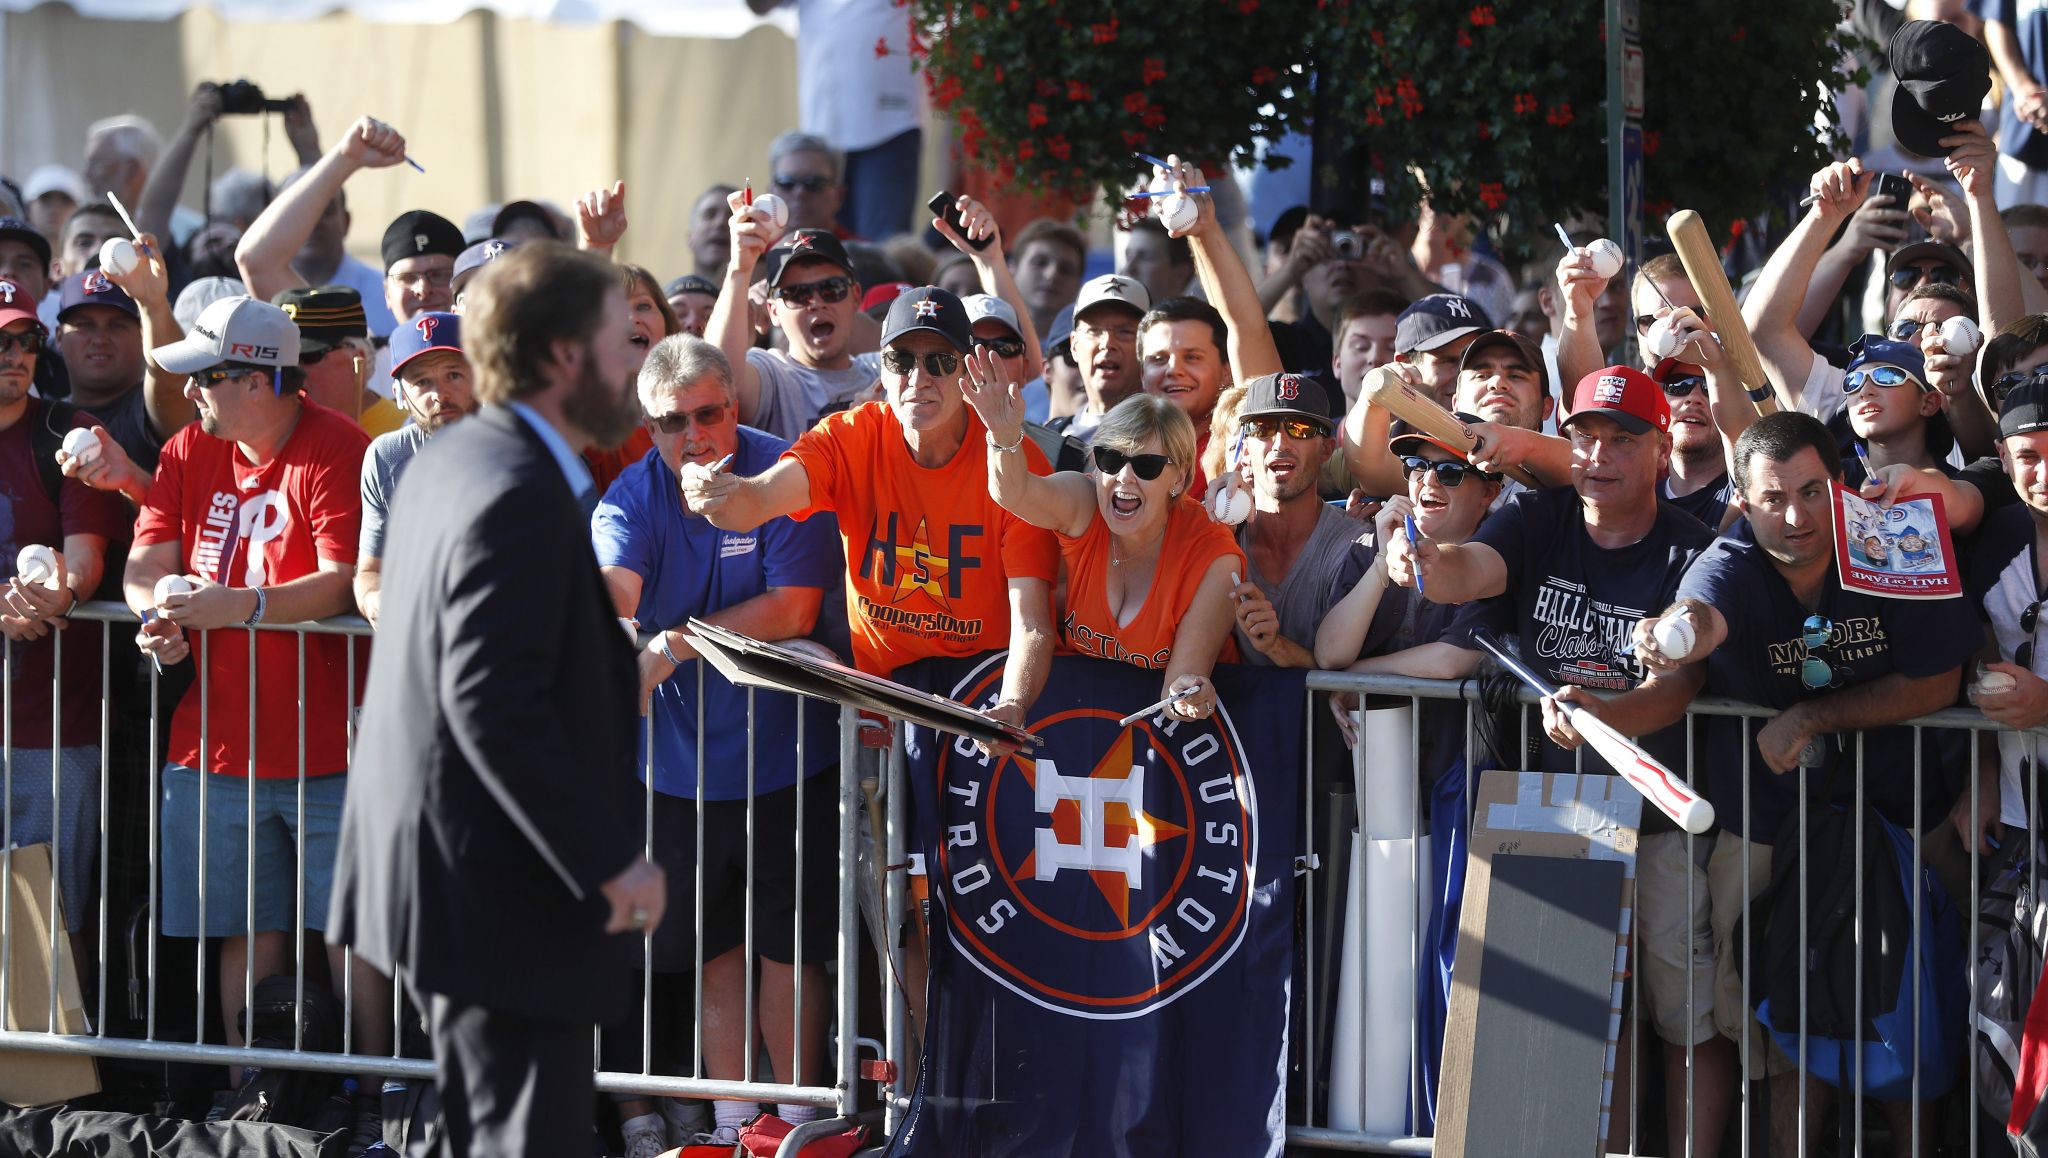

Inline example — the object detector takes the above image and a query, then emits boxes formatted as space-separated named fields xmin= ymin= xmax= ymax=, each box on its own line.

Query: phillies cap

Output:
xmin=0 ymin=278 xmax=40 ymax=331
xmin=1388 ymin=410 xmax=1487 ymax=461
xmin=2000 ymin=377 xmax=2048 ymax=438
xmin=880 ymin=286 xmax=973 ymax=353
xmin=961 ymin=293 xmax=1022 ymax=338
xmin=152 ymin=296 xmax=300 ymax=373
xmin=452 ymin=238 xmax=517 ymax=295
xmin=1567 ymin=365 xmax=1670 ymax=435
xmin=1237 ymin=371 xmax=1334 ymax=432
xmin=1073 ymin=273 xmax=1149 ymax=322
xmin=389 ymin=311 xmax=464 ymax=379
xmin=664 ymin=274 xmax=718 ymax=299
xmin=1888 ymin=20 xmax=1993 ymax=159
xmin=381 ymin=210 xmax=466 ymax=270
xmin=762 ymin=229 xmax=855 ymax=288
xmin=1395 ymin=293 xmax=1490 ymax=355
xmin=56 ymin=269 xmax=138 ymax=321
xmin=272 ymin=285 xmax=367 ymax=354
xmin=1846 ymin=333 xmax=1929 ymax=384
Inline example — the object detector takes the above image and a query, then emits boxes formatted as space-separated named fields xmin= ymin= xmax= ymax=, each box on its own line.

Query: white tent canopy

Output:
xmin=0 ymin=0 xmax=788 ymax=39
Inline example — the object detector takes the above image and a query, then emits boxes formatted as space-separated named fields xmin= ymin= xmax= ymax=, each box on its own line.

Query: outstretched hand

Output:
xmin=961 ymin=345 xmax=1027 ymax=446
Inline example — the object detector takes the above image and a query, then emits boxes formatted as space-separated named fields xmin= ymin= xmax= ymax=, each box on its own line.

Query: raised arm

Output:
xmin=101 ymin=231 xmax=195 ymax=438
xmin=235 ymin=115 xmax=409 ymax=302
xmin=1159 ymin=156 xmax=1283 ymax=383
xmin=960 ymin=347 xmax=1095 ymax=534
xmin=679 ymin=454 xmax=813 ymax=534
xmin=576 ymin=180 xmax=628 ymax=260
xmin=934 ymin=195 xmax=1046 ymax=384
xmin=1743 ymin=161 xmax=1873 ymax=411
xmin=705 ymin=190 xmax=776 ymax=426
xmin=136 ymin=84 xmax=222 ymax=240
xmin=1553 ymin=244 xmax=1615 ymax=396
xmin=1314 ymin=501 xmax=1401 ymax=668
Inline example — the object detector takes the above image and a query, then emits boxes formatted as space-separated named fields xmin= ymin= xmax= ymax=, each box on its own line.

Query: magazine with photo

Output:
xmin=1830 ymin=482 xmax=1961 ymax=600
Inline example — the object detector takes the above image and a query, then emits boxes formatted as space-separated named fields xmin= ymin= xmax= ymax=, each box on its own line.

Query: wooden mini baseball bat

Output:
xmin=1362 ymin=367 xmax=1543 ymax=488
xmin=1471 ymin=629 xmax=1716 ymax=835
xmin=1665 ymin=209 xmax=1778 ymax=416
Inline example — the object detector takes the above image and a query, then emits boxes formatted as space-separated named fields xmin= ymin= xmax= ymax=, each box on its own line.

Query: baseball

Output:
xmin=1973 ymin=669 xmax=2019 ymax=701
xmin=1940 ymin=315 xmax=1982 ymax=357
xmin=98 ymin=237 xmax=139 ymax=279
xmin=60 ymin=427 xmax=101 ymax=466
xmin=1159 ymin=192 xmax=1199 ymax=235
xmin=1585 ymin=238 xmax=1625 ymax=281
xmin=15 ymin=545 xmax=57 ymax=587
xmin=153 ymin=574 xmax=195 ymax=604
xmin=751 ymin=192 xmax=789 ymax=233
xmin=1651 ymin=614 xmax=1695 ymax=661
xmin=1645 ymin=314 xmax=1680 ymax=360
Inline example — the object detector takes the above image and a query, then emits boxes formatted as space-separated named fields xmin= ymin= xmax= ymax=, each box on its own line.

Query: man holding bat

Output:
xmin=1387 ymin=364 xmax=1719 ymax=1152
xmin=1635 ymin=411 xmax=1977 ymax=1154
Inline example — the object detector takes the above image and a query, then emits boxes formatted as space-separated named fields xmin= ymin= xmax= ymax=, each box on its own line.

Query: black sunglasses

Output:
xmin=1800 ymin=614 xmax=1837 ymax=689
xmin=1093 ymin=446 xmax=1174 ymax=480
xmin=193 ymin=365 xmax=263 ymax=389
xmin=974 ymin=337 xmax=1025 ymax=359
xmin=774 ymin=175 xmax=834 ymax=193
xmin=0 ymin=329 xmax=42 ymax=357
xmin=2019 ymin=601 xmax=2044 ymax=670
xmin=1659 ymin=374 xmax=1706 ymax=398
xmin=1994 ymin=366 xmax=2048 ymax=402
xmin=1889 ymin=264 xmax=1961 ymax=290
xmin=649 ymin=403 xmax=730 ymax=434
xmin=774 ymin=276 xmax=853 ymax=308
xmin=880 ymin=349 xmax=961 ymax=376
xmin=1400 ymin=456 xmax=1488 ymax=487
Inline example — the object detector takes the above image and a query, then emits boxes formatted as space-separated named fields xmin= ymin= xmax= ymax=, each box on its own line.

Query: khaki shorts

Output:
xmin=1704 ymin=830 xmax=1790 ymax=1078
xmin=1634 ymin=828 xmax=1789 ymax=1075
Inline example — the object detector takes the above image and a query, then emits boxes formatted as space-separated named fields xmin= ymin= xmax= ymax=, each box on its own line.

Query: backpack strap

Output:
xmin=1022 ymin=421 xmax=1089 ymax=474
xmin=28 ymin=399 xmax=78 ymax=508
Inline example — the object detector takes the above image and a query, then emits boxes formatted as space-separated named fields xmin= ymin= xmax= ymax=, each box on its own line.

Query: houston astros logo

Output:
xmin=82 ymin=270 xmax=113 ymax=295
xmin=912 ymin=299 xmax=940 ymax=319
xmin=934 ymin=656 xmax=1258 ymax=1019
xmin=416 ymin=315 xmax=440 ymax=344
xmin=791 ymin=233 xmax=818 ymax=251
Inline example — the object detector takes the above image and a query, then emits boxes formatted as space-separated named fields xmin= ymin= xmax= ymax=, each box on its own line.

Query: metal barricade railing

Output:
xmin=0 ymin=600 xmax=866 ymax=1129
xmin=1288 ymin=669 xmax=2021 ymax=1157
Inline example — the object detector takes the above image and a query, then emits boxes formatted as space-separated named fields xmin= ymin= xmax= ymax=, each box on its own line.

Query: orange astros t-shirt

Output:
xmin=786 ymin=403 xmax=1061 ymax=675
xmin=1057 ymin=497 xmax=1243 ymax=669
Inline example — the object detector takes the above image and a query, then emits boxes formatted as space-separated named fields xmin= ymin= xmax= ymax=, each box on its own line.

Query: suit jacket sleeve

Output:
xmin=436 ymin=481 xmax=636 ymax=901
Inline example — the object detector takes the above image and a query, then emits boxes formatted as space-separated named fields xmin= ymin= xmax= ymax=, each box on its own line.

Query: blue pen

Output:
xmin=1404 ymin=514 xmax=1425 ymax=600
xmin=1131 ymin=186 xmax=1210 ymax=198
xmin=1854 ymin=444 xmax=1875 ymax=483
xmin=711 ymin=453 xmax=734 ymax=473
xmin=404 ymin=156 xmax=426 ymax=173
xmin=1133 ymin=151 xmax=1174 ymax=171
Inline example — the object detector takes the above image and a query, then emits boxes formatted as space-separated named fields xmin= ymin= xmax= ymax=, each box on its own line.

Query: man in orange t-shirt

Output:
xmin=683 ymin=286 xmax=1060 ymax=728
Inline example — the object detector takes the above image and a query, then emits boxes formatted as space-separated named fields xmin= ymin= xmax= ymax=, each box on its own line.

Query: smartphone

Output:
xmin=928 ymin=191 xmax=993 ymax=251
xmin=1872 ymin=171 xmax=1913 ymax=209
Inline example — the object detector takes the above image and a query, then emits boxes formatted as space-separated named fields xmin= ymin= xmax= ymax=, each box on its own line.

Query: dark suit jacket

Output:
xmin=331 ymin=404 xmax=641 ymax=1025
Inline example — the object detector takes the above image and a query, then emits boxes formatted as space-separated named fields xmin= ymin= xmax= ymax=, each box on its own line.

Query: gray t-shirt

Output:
xmin=1233 ymin=504 xmax=1373 ymax=665
xmin=76 ymin=383 xmax=163 ymax=474
xmin=745 ymin=348 xmax=882 ymax=441
xmin=359 ymin=422 xmax=430 ymax=560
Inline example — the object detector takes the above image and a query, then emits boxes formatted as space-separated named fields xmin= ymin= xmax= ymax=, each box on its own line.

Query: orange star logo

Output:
xmin=892 ymin=517 xmax=951 ymax=607
xmin=1014 ymin=727 xmax=1188 ymax=929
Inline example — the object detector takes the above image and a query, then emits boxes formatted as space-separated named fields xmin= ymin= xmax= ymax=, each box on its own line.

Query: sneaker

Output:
xmin=348 ymin=1093 xmax=384 ymax=1157
xmin=203 ymin=1088 xmax=236 ymax=1123
xmin=691 ymin=1125 xmax=743 ymax=1145
xmin=621 ymin=1112 xmax=668 ymax=1158
xmin=662 ymin=1097 xmax=711 ymax=1143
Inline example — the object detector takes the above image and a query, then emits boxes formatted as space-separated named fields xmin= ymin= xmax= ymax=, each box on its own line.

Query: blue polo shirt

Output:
xmin=592 ymin=425 xmax=843 ymax=800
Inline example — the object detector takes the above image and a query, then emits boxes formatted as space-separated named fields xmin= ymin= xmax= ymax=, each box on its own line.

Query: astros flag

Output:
xmin=887 ymin=654 xmax=1303 ymax=1158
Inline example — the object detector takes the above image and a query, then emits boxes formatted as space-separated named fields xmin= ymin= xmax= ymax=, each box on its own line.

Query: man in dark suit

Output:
xmin=331 ymin=242 xmax=665 ymax=1157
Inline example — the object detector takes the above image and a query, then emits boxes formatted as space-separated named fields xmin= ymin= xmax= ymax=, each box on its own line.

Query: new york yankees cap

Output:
xmin=1888 ymin=20 xmax=1993 ymax=159
xmin=452 ymin=237 xmax=518 ymax=295
xmin=1237 ymin=371 xmax=1334 ymax=433
xmin=1566 ymin=365 xmax=1669 ymax=436
xmin=56 ymin=269 xmax=137 ymax=322
xmin=1073 ymin=273 xmax=1149 ymax=323
xmin=152 ymin=296 xmax=300 ymax=374
xmin=1395 ymin=293 xmax=1490 ymax=355
xmin=0 ymin=278 xmax=40 ymax=332
xmin=389 ymin=311 xmax=464 ymax=379
xmin=380 ymin=210 xmax=466 ymax=271
xmin=879 ymin=286 xmax=973 ymax=354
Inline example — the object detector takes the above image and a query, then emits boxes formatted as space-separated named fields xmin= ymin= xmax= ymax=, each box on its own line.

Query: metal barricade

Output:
xmin=0 ymin=600 xmax=867 ymax=1131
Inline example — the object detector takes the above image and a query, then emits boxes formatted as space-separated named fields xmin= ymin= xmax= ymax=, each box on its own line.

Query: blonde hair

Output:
xmin=1094 ymin=394 xmax=1197 ymax=492
xmin=1200 ymin=383 xmax=1250 ymax=481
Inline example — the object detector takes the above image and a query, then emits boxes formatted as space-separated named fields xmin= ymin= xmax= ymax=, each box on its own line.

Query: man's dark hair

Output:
xmin=1983 ymin=313 xmax=2048 ymax=400
xmin=1902 ymin=280 xmax=1978 ymax=321
xmin=1010 ymin=218 xmax=1087 ymax=270
xmin=1129 ymin=217 xmax=1191 ymax=269
xmin=1732 ymin=411 xmax=1843 ymax=495
xmin=1139 ymin=297 xmax=1227 ymax=356
xmin=466 ymin=243 xmax=618 ymax=405
xmin=1335 ymin=289 xmax=1412 ymax=347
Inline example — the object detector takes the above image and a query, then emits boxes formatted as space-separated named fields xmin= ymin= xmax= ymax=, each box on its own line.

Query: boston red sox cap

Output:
xmin=1237 ymin=371 xmax=1334 ymax=434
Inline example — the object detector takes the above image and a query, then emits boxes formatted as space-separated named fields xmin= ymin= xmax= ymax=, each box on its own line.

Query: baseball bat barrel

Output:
xmin=1665 ymin=209 xmax=1778 ymax=417
xmin=1361 ymin=367 xmax=1544 ymax=488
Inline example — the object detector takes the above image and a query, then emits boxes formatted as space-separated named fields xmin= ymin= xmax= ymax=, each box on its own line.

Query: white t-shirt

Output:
xmin=745 ymin=347 xmax=883 ymax=442
xmin=791 ymin=0 xmax=922 ymax=153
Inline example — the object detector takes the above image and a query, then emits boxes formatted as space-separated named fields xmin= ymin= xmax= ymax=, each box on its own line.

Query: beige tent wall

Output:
xmin=1 ymin=4 xmax=805 ymax=281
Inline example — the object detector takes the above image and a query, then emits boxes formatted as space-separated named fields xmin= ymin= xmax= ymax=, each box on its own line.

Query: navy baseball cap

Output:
xmin=762 ymin=229 xmax=856 ymax=288
xmin=1043 ymin=303 xmax=1075 ymax=360
xmin=389 ymin=312 xmax=463 ymax=379
xmin=1395 ymin=293 xmax=1490 ymax=355
xmin=1846 ymin=334 xmax=1929 ymax=385
xmin=879 ymin=286 xmax=972 ymax=353
xmin=56 ymin=269 xmax=138 ymax=321
xmin=1238 ymin=371 xmax=1335 ymax=432
xmin=0 ymin=217 xmax=50 ymax=268
xmin=451 ymin=238 xmax=517 ymax=295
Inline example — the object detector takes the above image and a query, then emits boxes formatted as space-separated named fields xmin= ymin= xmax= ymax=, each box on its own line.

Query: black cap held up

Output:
xmin=1888 ymin=20 xmax=1993 ymax=158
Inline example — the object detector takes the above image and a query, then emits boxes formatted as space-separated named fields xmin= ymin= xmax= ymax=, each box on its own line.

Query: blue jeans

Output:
xmin=839 ymin=128 xmax=923 ymax=240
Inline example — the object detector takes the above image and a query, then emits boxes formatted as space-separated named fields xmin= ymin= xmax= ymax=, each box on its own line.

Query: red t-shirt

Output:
xmin=785 ymin=403 xmax=1060 ymax=675
xmin=1056 ymin=497 xmax=1243 ymax=669
xmin=2 ymin=399 xmax=131 ymax=747
xmin=133 ymin=401 xmax=369 ymax=777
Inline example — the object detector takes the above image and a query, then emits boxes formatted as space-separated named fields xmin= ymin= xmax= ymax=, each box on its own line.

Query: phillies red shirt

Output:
xmin=134 ymin=401 xmax=369 ymax=778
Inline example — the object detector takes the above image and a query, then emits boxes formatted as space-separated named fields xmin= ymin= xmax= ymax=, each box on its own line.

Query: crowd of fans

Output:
xmin=13 ymin=9 xmax=2048 ymax=1152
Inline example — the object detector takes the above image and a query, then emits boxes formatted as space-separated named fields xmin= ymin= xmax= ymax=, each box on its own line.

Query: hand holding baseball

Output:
xmin=725 ymin=190 xmax=773 ymax=273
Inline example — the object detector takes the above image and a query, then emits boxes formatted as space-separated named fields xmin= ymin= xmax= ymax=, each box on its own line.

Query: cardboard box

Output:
xmin=0 ymin=843 xmax=99 ymax=1106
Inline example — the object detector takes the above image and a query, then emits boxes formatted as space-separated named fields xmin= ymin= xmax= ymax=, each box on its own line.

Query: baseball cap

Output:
xmin=451 ymin=238 xmax=517 ymax=295
xmin=1885 ymin=238 xmax=1973 ymax=284
xmin=762 ymin=229 xmax=856 ymax=288
xmin=390 ymin=311 xmax=463 ymax=379
xmin=21 ymin=165 xmax=87 ymax=207
xmin=861 ymin=282 xmax=913 ymax=313
xmin=491 ymin=199 xmax=563 ymax=241
xmin=173 ymin=276 xmax=246 ymax=334
xmin=2000 ymin=377 xmax=2048 ymax=438
xmin=381 ymin=210 xmax=466 ymax=270
xmin=665 ymin=274 xmax=718 ymax=299
xmin=0 ymin=217 xmax=50 ymax=268
xmin=1237 ymin=371 xmax=1335 ymax=433
xmin=1388 ymin=411 xmax=1487 ymax=461
xmin=879 ymin=286 xmax=973 ymax=354
xmin=56 ymin=269 xmax=137 ymax=321
xmin=961 ymin=294 xmax=1022 ymax=338
xmin=1043 ymin=304 xmax=1076 ymax=360
xmin=151 ymin=296 xmax=300 ymax=374
xmin=1395 ymin=293 xmax=1490 ymax=355
xmin=1566 ymin=365 xmax=1670 ymax=435
xmin=272 ymin=285 xmax=367 ymax=355
xmin=0 ymin=278 xmax=40 ymax=332
xmin=1846 ymin=333 xmax=1929 ymax=384
xmin=1073 ymin=273 xmax=1149 ymax=322
xmin=1456 ymin=329 xmax=1546 ymax=378
xmin=1888 ymin=20 xmax=1993 ymax=159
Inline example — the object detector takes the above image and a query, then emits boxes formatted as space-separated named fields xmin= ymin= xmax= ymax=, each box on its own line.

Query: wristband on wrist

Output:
xmin=243 ymin=587 xmax=267 ymax=627
xmin=658 ymin=631 xmax=683 ymax=666
xmin=988 ymin=431 xmax=1024 ymax=454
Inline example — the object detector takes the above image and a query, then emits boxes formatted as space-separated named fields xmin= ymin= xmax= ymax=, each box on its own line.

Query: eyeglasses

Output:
xmin=1242 ymin=416 xmax=1328 ymax=441
xmin=649 ymin=403 xmax=730 ymax=434
xmin=1400 ymin=456 xmax=1487 ymax=487
xmin=1659 ymin=374 xmax=1706 ymax=398
xmin=880 ymin=348 xmax=961 ymax=376
xmin=1886 ymin=317 xmax=1935 ymax=341
xmin=1994 ymin=367 xmax=2048 ymax=402
xmin=1799 ymin=614 xmax=1838 ymax=689
xmin=0 ymin=329 xmax=43 ymax=357
xmin=1889 ymin=264 xmax=1961 ymax=290
xmin=1092 ymin=446 xmax=1174 ymax=480
xmin=388 ymin=269 xmax=454 ymax=291
xmin=773 ymin=175 xmax=834 ymax=194
xmin=2021 ymin=601 xmax=2043 ymax=669
xmin=193 ymin=366 xmax=261 ymax=389
xmin=774 ymin=276 xmax=853 ymax=308
xmin=974 ymin=337 xmax=1025 ymax=359
xmin=1843 ymin=364 xmax=1928 ymax=393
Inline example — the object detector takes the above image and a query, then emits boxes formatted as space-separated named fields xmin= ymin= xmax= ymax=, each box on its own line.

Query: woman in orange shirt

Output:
xmin=961 ymin=352 xmax=1243 ymax=720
